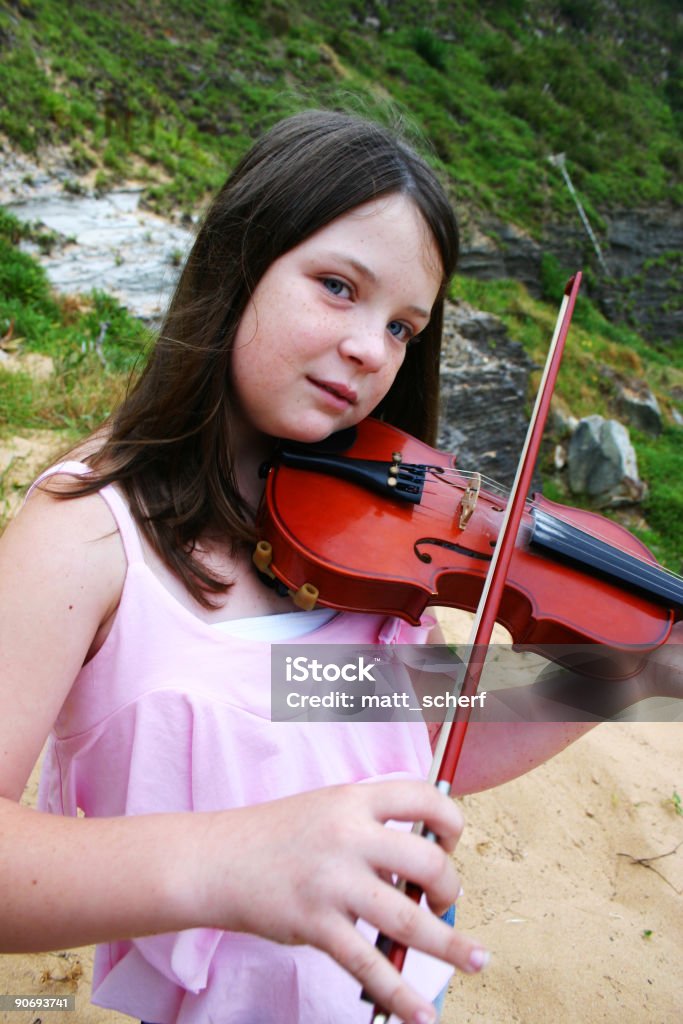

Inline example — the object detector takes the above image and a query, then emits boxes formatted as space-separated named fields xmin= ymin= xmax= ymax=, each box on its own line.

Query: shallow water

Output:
xmin=2 ymin=148 xmax=194 ymax=319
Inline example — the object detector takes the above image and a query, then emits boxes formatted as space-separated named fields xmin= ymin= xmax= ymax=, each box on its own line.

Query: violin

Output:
xmin=254 ymin=416 xmax=683 ymax=673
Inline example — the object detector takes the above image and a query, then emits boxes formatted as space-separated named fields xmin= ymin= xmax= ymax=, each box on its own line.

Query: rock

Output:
xmin=458 ymin=221 xmax=542 ymax=295
xmin=458 ymin=207 xmax=682 ymax=345
xmin=554 ymin=443 xmax=567 ymax=470
xmin=567 ymin=415 xmax=645 ymax=506
xmin=2 ymin=148 xmax=194 ymax=321
xmin=549 ymin=396 xmax=578 ymax=436
xmin=0 ymin=350 xmax=54 ymax=380
xmin=596 ymin=209 xmax=683 ymax=345
xmin=438 ymin=300 xmax=538 ymax=489
xmin=597 ymin=365 xmax=664 ymax=435
xmin=614 ymin=382 xmax=662 ymax=435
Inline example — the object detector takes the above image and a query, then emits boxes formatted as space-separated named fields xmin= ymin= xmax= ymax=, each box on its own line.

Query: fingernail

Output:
xmin=465 ymin=947 xmax=490 ymax=973
xmin=414 ymin=1010 xmax=436 ymax=1024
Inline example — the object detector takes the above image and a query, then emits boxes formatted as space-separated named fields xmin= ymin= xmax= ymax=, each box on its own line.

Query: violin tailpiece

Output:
xmin=279 ymin=445 xmax=425 ymax=503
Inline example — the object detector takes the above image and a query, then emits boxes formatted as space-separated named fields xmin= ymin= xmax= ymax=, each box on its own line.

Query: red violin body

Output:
xmin=255 ymin=418 xmax=681 ymax=658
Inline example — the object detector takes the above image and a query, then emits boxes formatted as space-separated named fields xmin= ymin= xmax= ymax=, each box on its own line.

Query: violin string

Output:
xmin=419 ymin=466 xmax=645 ymax=555
xmin=421 ymin=467 xmax=508 ymax=498
xmin=533 ymin=511 xmax=683 ymax=589
xmin=530 ymin=505 xmax=683 ymax=583
xmin=415 ymin=485 xmax=683 ymax=601
xmin=412 ymin=465 xmax=683 ymax=584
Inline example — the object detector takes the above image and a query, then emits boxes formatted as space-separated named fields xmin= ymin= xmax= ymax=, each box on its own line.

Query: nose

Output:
xmin=338 ymin=318 xmax=387 ymax=372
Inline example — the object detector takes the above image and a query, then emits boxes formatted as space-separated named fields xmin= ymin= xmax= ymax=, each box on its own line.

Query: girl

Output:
xmin=0 ymin=109 xmax=483 ymax=1024
xmin=0 ymin=110 xmax=678 ymax=1024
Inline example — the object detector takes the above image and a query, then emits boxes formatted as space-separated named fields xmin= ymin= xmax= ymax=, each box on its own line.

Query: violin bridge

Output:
xmin=458 ymin=472 xmax=481 ymax=529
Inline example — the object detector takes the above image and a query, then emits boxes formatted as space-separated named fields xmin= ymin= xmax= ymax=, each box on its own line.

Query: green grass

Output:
xmin=634 ymin=430 xmax=683 ymax=570
xmin=0 ymin=210 xmax=148 ymax=445
xmin=0 ymin=0 xmax=680 ymax=222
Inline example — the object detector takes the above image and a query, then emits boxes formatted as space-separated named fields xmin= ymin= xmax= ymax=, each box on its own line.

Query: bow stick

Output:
xmin=368 ymin=272 xmax=583 ymax=1024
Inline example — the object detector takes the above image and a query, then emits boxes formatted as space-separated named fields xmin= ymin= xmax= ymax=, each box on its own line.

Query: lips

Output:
xmin=308 ymin=377 xmax=358 ymax=405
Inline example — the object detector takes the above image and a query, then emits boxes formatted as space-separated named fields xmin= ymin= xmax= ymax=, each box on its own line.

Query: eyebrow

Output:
xmin=326 ymin=252 xmax=432 ymax=321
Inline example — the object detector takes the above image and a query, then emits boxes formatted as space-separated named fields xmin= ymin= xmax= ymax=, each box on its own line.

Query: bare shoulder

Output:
xmin=0 ymin=481 xmax=127 ymax=800
xmin=2 ymin=476 xmax=126 ymax=597
xmin=0 ymin=476 xmax=127 ymax=645
xmin=1 ymin=477 xmax=129 ymax=652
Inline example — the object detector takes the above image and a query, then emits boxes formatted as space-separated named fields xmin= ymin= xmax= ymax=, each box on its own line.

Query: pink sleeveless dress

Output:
xmin=34 ymin=463 xmax=453 ymax=1023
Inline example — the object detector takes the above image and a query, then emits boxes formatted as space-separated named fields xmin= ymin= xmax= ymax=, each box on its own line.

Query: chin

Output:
xmin=275 ymin=412 xmax=360 ymax=444
xmin=277 ymin=425 xmax=336 ymax=444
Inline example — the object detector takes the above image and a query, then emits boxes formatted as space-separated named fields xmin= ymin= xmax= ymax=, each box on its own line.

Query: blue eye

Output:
xmin=322 ymin=277 xmax=351 ymax=298
xmin=388 ymin=320 xmax=414 ymax=344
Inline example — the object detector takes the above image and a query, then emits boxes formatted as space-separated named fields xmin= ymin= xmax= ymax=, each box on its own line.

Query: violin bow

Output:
xmin=368 ymin=272 xmax=582 ymax=1024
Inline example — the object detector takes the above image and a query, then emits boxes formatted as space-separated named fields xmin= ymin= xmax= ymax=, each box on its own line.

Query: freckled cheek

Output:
xmin=281 ymin=309 xmax=335 ymax=366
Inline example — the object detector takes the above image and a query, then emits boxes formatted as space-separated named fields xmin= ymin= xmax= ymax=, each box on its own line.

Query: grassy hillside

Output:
xmin=1 ymin=0 xmax=681 ymax=224
xmin=1 ymin=0 xmax=682 ymax=565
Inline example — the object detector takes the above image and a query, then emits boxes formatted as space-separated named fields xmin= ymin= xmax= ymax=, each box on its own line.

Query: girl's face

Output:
xmin=231 ymin=194 xmax=443 ymax=450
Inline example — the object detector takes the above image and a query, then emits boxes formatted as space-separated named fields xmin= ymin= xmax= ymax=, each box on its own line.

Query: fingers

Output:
xmin=366 ymin=826 xmax=460 ymax=916
xmin=320 ymin=916 xmax=440 ymax=1024
xmin=213 ymin=779 xmax=481 ymax=1022
xmin=364 ymin=779 xmax=465 ymax=853
xmin=356 ymin=875 xmax=483 ymax=973
xmin=319 ymin=907 xmax=488 ymax=1024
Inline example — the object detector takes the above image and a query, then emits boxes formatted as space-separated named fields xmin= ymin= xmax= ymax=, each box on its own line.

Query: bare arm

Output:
xmin=427 ymin=619 xmax=683 ymax=796
xmin=0 ymin=488 xmax=487 ymax=1024
xmin=451 ymin=720 xmax=596 ymax=796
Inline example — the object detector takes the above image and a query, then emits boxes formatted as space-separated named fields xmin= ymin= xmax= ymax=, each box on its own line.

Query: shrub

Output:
xmin=411 ymin=28 xmax=447 ymax=72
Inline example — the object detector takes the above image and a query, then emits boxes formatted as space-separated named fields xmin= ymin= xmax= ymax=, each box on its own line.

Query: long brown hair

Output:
xmin=65 ymin=110 xmax=459 ymax=604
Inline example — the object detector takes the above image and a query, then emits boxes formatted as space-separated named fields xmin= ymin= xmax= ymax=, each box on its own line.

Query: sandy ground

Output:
xmin=0 ymin=437 xmax=681 ymax=1024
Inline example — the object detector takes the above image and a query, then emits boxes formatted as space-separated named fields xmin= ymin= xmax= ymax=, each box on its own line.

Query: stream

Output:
xmin=1 ymin=146 xmax=194 ymax=320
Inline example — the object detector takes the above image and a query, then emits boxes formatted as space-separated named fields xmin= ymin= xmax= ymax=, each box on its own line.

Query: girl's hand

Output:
xmin=188 ymin=780 xmax=488 ymax=1024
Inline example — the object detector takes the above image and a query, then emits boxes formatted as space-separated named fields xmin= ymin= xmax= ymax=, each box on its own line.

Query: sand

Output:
xmin=0 ymin=439 xmax=681 ymax=1024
